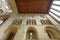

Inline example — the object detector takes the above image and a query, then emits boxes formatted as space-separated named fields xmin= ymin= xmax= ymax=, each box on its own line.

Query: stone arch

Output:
xmin=26 ymin=27 xmax=39 ymax=40
xmin=45 ymin=26 xmax=60 ymax=39
xmin=5 ymin=25 xmax=18 ymax=40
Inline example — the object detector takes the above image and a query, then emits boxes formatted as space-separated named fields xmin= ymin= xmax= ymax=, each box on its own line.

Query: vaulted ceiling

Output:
xmin=15 ymin=0 xmax=53 ymax=13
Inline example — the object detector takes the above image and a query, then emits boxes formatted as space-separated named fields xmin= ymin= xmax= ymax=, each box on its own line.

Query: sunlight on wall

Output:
xmin=50 ymin=9 xmax=60 ymax=16
xmin=51 ymin=5 xmax=60 ymax=11
xmin=49 ymin=1 xmax=60 ymax=22
xmin=53 ymin=1 xmax=60 ymax=5
xmin=49 ymin=12 xmax=60 ymax=21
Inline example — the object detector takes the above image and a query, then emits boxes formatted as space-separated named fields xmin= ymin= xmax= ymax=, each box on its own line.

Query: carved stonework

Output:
xmin=12 ymin=20 xmax=22 ymax=25
xmin=0 ymin=9 xmax=3 ymax=13
xmin=26 ymin=20 xmax=36 ymax=25
xmin=40 ymin=20 xmax=52 ymax=25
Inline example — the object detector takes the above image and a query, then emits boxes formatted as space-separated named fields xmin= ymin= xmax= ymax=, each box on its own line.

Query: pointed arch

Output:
xmin=12 ymin=20 xmax=22 ymax=25
xmin=45 ymin=26 xmax=60 ymax=39
xmin=40 ymin=20 xmax=52 ymax=25
xmin=26 ymin=20 xmax=36 ymax=25
xmin=5 ymin=26 xmax=18 ymax=40
xmin=26 ymin=27 xmax=39 ymax=40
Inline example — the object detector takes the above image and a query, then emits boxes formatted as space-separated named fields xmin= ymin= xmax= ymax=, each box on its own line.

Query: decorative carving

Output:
xmin=40 ymin=20 xmax=52 ymax=25
xmin=12 ymin=20 xmax=22 ymax=25
xmin=26 ymin=20 xmax=36 ymax=25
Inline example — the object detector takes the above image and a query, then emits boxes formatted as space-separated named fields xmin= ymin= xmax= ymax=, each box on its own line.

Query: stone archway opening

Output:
xmin=5 ymin=26 xmax=18 ymax=40
xmin=26 ymin=27 xmax=39 ymax=40
xmin=45 ymin=27 xmax=60 ymax=39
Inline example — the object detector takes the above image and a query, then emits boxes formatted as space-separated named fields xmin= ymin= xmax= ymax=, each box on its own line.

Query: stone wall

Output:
xmin=0 ymin=14 xmax=60 ymax=40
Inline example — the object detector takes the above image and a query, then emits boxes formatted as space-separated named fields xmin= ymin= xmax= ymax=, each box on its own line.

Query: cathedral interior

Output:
xmin=0 ymin=0 xmax=60 ymax=40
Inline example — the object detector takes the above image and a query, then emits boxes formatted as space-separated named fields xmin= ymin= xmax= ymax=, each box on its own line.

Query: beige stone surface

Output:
xmin=0 ymin=14 xmax=60 ymax=40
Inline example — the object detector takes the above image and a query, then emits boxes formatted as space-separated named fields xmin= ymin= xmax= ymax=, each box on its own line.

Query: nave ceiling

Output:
xmin=15 ymin=0 xmax=53 ymax=13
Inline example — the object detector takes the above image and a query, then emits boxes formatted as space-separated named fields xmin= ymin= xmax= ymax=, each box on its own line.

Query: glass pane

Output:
xmin=51 ymin=5 xmax=60 ymax=11
xmin=53 ymin=1 xmax=60 ymax=5
xmin=49 ymin=12 xmax=60 ymax=21
xmin=0 ymin=20 xmax=3 ymax=24
xmin=50 ymin=9 xmax=60 ymax=16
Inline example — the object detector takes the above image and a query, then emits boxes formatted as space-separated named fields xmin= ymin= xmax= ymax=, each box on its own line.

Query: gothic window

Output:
xmin=26 ymin=20 xmax=31 ymax=25
xmin=40 ymin=20 xmax=52 ymax=25
xmin=26 ymin=20 xmax=36 ymax=25
xmin=40 ymin=20 xmax=44 ymax=25
xmin=12 ymin=20 xmax=17 ymax=25
xmin=12 ymin=20 xmax=22 ymax=25
xmin=44 ymin=20 xmax=52 ymax=25
xmin=40 ymin=20 xmax=47 ymax=25
xmin=32 ymin=20 xmax=36 ymax=25
xmin=19 ymin=20 xmax=22 ymax=25
xmin=47 ymin=20 xmax=52 ymax=25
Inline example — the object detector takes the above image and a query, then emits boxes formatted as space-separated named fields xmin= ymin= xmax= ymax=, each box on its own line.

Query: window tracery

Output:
xmin=26 ymin=20 xmax=36 ymax=25
xmin=12 ymin=20 xmax=22 ymax=25
xmin=40 ymin=20 xmax=52 ymax=25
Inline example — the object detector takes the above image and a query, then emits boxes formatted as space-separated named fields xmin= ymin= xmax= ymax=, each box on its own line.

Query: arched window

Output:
xmin=45 ymin=27 xmax=60 ymax=39
xmin=40 ymin=20 xmax=52 ymax=25
xmin=40 ymin=20 xmax=45 ymax=25
xmin=19 ymin=20 xmax=22 ymax=25
xmin=26 ymin=20 xmax=36 ymax=25
xmin=32 ymin=20 xmax=36 ymax=25
xmin=26 ymin=27 xmax=38 ymax=40
xmin=26 ymin=20 xmax=31 ymax=25
xmin=5 ymin=26 xmax=18 ymax=40
xmin=12 ymin=20 xmax=22 ymax=25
